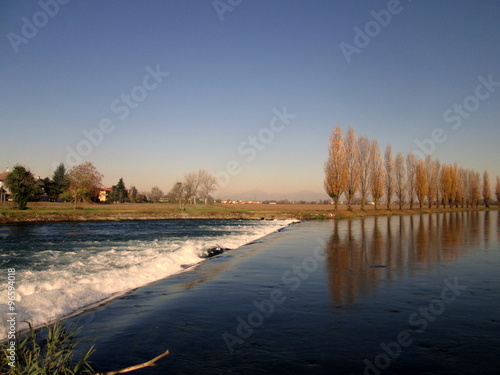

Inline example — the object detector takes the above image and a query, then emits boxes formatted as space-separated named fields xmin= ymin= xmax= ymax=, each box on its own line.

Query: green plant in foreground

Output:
xmin=1 ymin=321 xmax=95 ymax=375
xmin=1 ymin=321 xmax=170 ymax=375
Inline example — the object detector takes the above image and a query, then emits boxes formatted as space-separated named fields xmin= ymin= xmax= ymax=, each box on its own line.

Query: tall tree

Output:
xmin=384 ymin=144 xmax=395 ymax=210
xmin=482 ymin=171 xmax=491 ymax=208
xmin=67 ymin=162 xmax=103 ymax=209
xmin=357 ymin=135 xmax=371 ymax=211
xmin=394 ymin=152 xmax=406 ymax=210
xmin=324 ymin=126 xmax=347 ymax=211
xmin=189 ymin=172 xmax=201 ymax=204
xmin=469 ymin=171 xmax=481 ymax=207
xmin=406 ymin=153 xmax=417 ymax=209
xmin=168 ymin=173 xmax=199 ymax=210
xmin=425 ymin=156 xmax=439 ymax=209
xmin=110 ymin=178 xmax=128 ymax=203
xmin=129 ymin=185 xmax=138 ymax=203
xmin=459 ymin=168 xmax=469 ymax=208
xmin=183 ymin=172 xmax=200 ymax=206
xmin=52 ymin=163 xmax=69 ymax=197
xmin=5 ymin=165 xmax=38 ymax=210
xmin=148 ymin=186 xmax=164 ymax=203
xmin=198 ymin=169 xmax=218 ymax=205
xmin=415 ymin=159 xmax=428 ymax=209
xmin=450 ymin=163 xmax=460 ymax=208
xmin=495 ymin=176 xmax=500 ymax=205
xmin=344 ymin=126 xmax=360 ymax=211
xmin=433 ymin=159 xmax=441 ymax=208
xmin=369 ymin=140 xmax=384 ymax=210
xmin=440 ymin=164 xmax=452 ymax=208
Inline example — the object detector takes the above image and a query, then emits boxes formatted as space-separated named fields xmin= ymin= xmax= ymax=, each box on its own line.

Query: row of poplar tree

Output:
xmin=324 ymin=126 xmax=500 ymax=211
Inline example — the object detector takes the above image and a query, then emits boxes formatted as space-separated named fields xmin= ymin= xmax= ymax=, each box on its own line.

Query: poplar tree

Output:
xmin=344 ymin=126 xmax=360 ymax=211
xmin=357 ymin=135 xmax=371 ymax=211
xmin=394 ymin=152 xmax=406 ymax=210
xmin=495 ymin=176 xmax=500 ymax=205
xmin=324 ymin=126 xmax=347 ymax=211
xmin=384 ymin=144 xmax=395 ymax=210
xmin=406 ymin=153 xmax=417 ymax=209
xmin=482 ymin=171 xmax=491 ymax=208
xmin=369 ymin=140 xmax=384 ymax=209
xmin=415 ymin=160 xmax=428 ymax=209
xmin=425 ymin=156 xmax=439 ymax=209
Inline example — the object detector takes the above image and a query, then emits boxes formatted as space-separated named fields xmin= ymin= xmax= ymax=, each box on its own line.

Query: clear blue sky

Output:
xmin=1 ymin=0 xmax=499 ymax=198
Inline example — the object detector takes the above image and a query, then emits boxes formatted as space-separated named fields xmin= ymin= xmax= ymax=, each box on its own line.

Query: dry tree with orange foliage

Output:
xmin=324 ymin=126 xmax=348 ymax=211
xmin=369 ymin=140 xmax=384 ymax=209
xmin=344 ymin=126 xmax=360 ymax=211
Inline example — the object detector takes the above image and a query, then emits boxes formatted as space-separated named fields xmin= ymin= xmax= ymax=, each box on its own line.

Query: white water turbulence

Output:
xmin=0 ymin=219 xmax=295 ymax=341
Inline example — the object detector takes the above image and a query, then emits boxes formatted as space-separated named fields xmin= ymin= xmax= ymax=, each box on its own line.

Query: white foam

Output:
xmin=0 ymin=220 xmax=293 ymax=341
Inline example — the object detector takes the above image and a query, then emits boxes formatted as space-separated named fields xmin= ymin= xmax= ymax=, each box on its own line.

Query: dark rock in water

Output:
xmin=370 ymin=265 xmax=387 ymax=268
xmin=201 ymin=246 xmax=230 ymax=258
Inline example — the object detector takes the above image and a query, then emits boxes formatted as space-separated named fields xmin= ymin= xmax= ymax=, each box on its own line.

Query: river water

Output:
xmin=3 ymin=212 xmax=500 ymax=374
xmin=0 ymin=219 xmax=294 ymax=341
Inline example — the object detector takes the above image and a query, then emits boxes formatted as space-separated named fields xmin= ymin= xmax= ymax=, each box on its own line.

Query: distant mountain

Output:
xmin=219 ymin=189 xmax=328 ymax=202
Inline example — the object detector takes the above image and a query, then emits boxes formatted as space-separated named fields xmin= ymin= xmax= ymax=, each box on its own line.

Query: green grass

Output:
xmin=1 ymin=322 xmax=94 ymax=375
xmin=0 ymin=201 xmax=496 ymax=223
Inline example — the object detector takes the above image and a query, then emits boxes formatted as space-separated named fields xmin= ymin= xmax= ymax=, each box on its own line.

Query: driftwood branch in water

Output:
xmin=96 ymin=349 xmax=170 ymax=375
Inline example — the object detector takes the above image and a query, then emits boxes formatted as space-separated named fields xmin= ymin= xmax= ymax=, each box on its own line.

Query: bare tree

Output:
xmin=455 ymin=178 xmax=463 ymax=208
xmin=440 ymin=164 xmax=453 ymax=208
xmin=394 ymin=152 xmax=406 ymax=210
xmin=369 ymin=140 xmax=384 ymax=209
xmin=459 ymin=168 xmax=469 ymax=208
xmin=425 ymin=156 xmax=438 ymax=209
xmin=357 ymin=136 xmax=371 ymax=210
xmin=415 ymin=159 xmax=428 ymax=209
xmin=198 ymin=169 xmax=218 ymax=204
xmin=433 ymin=159 xmax=441 ymax=207
xmin=384 ymin=144 xmax=395 ymax=210
xmin=482 ymin=171 xmax=491 ymax=208
xmin=183 ymin=172 xmax=200 ymax=206
xmin=324 ymin=126 xmax=347 ymax=210
xmin=148 ymin=186 xmax=164 ymax=203
xmin=495 ymin=176 xmax=500 ymax=205
xmin=344 ymin=126 xmax=360 ymax=211
xmin=451 ymin=163 xmax=460 ymax=208
xmin=189 ymin=172 xmax=201 ymax=204
xmin=406 ymin=153 xmax=417 ymax=209
xmin=469 ymin=171 xmax=481 ymax=207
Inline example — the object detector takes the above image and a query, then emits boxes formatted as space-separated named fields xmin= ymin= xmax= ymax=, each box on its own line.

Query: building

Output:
xmin=0 ymin=172 xmax=10 ymax=202
xmin=99 ymin=188 xmax=112 ymax=202
xmin=99 ymin=187 xmax=131 ymax=203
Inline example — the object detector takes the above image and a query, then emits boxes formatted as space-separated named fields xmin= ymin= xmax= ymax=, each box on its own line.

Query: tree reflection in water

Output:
xmin=325 ymin=211 xmax=496 ymax=306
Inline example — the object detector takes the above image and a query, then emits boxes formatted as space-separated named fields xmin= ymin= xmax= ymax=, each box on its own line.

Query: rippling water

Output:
xmin=0 ymin=219 xmax=293 ymax=340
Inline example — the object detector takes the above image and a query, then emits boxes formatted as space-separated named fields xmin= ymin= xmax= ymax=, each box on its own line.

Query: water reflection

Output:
xmin=325 ymin=211 xmax=497 ymax=305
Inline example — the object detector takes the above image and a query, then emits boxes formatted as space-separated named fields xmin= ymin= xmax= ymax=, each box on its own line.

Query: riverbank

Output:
xmin=0 ymin=201 xmax=497 ymax=223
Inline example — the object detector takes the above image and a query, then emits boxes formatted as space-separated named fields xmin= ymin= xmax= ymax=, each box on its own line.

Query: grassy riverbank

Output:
xmin=0 ymin=202 xmax=496 ymax=223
